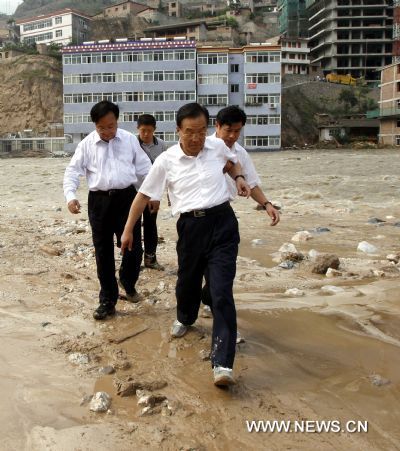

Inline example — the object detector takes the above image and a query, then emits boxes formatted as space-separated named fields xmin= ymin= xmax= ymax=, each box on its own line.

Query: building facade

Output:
xmin=278 ymin=0 xmax=308 ymax=38
xmin=372 ymin=62 xmax=400 ymax=145
xmin=306 ymin=0 xmax=393 ymax=81
xmin=61 ymin=39 xmax=281 ymax=152
xmin=17 ymin=9 xmax=90 ymax=46
xmin=279 ymin=37 xmax=311 ymax=74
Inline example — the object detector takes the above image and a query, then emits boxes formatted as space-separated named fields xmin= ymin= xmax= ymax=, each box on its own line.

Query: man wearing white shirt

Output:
xmin=63 ymin=100 xmax=153 ymax=320
xmin=121 ymin=103 xmax=251 ymax=386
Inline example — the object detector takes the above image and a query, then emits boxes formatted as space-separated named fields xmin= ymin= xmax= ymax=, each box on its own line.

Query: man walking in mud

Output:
xmin=120 ymin=103 xmax=251 ymax=386
xmin=63 ymin=100 xmax=153 ymax=320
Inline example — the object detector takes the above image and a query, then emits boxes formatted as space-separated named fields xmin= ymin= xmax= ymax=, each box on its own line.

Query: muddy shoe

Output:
xmin=144 ymin=254 xmax=165 ymax=271
xmin=213 ymin=366 xmax=235 ymax=386
xmin=118 ymin=280 xmax=141 ymax=303
xmin=170 ymin=319 xmax=187 ymax=338
xmin=93 ymin=304 xmax=116 ymax=320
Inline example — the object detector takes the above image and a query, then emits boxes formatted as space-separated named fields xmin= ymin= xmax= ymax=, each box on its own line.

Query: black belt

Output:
xmin=90 ymin=185 xmax=136 ymax=196
xmin=180 ymin=201 xmax=230 ymax=218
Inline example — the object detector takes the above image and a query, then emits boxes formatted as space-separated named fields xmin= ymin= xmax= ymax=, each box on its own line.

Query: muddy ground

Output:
xmin=0 ymin=149 xmax=399 ymax=450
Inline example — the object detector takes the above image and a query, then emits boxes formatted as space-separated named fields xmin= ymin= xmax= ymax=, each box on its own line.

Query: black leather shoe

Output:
xmin=93 ymin=304 xmax=116 ymax=320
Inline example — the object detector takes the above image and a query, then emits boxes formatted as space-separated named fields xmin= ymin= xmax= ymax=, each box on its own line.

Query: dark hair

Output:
xmin=176 ymin=102 xmax=209 ymax=128
xmin=216 ymin=106 xmax=247 ymax=127
xmin=137 ymin=114 xmax=156 ymax=128
xmin=90 ymin=100 xmax=119 ymax=123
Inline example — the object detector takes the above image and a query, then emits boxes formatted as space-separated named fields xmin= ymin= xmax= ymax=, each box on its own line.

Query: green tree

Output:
xmin=338 ymin=88 xmax=357 ymax=110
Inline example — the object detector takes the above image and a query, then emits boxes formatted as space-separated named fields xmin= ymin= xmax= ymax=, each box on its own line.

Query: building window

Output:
xmin=230 ymin=84 xmax=239 ymax=93
xmin=397 ymin=82 xmax=400 ymax=92
xmin=56 ymin=30 xmax=62 ymax=37
xmin=397 ymin=120 xmax=400 ymax=128
xmin=397 ymin=65 xmax=400 ymax=74
xmin=396 ymin=135 xmax=400 ymax=145
xmin=55 ymin=17 xmax=62 ymax=24
xmin=231 ymin=64 xmax=239 ymax=72
xmin=198 ymin=53 xmax=228 ymax=64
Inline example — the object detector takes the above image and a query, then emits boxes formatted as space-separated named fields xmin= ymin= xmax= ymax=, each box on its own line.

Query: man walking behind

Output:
xmin=63 ymin=100 xmax=153 ymax=320
xmin=136 ymin=114 xmax=167 ymax=270
xmin=121 ymin=103 xmax=251 ymax=386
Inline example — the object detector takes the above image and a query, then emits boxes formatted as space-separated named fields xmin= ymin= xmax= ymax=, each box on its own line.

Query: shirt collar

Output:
xmin=138 ymin=135 xmax=158 ymax=146
xmin=176 ymin=141 xmax=205 ymax=160
xmin=94 ymin=128 xmax=122 ymax=144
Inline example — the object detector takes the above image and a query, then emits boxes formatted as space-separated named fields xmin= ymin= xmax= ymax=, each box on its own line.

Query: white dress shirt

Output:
xmin=209 ymin=132 xmax=261 ymax=198
xmin=63 ymin=128 xmax=152 ymax=203
xmin=139 ymin=136 xmax=238 ymax=216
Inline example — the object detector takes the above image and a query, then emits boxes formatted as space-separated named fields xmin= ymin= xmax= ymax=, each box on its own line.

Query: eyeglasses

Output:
xmin=179 ymin=131 xmax=207 ymax=139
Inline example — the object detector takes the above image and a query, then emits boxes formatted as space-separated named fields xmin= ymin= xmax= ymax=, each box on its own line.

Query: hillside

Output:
xmin=0 ymin=54 xmax=63 ymax=134
xmin=14 ymin=0 xmax=118 ymax=18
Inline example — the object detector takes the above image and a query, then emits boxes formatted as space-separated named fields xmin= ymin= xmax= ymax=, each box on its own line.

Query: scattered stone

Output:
xmin=41 ymin=321 xmax=51 ymax=327
xmin=236 ymin=331 xmax=245 ymax=344
xmin=372 ymin=270 xmax=385 ymax=278
xmin=278 ymin=243 xmax=304 ymax=262
xmin=80 ymin=394 xmax=93 ymax=406
xmin=308 ymin=249 xmax=320 ymax=261
xmin=326 ymin=268 xmax=342 ymax=278
xmin=311 ymin=254 xmax=340 ymax=274
xmin=386 ymin=253 xmax=400 ymax=264
xmin=137 ymin=394 xmax=167 ymax=408
xmin=284 ymin=288 xmax=305 ymax=297
xmin=310 ymin=227 xmax=331 ymax=234
xmin=99 ymin=366 xmax=116 ymax=375
xmin=357 ymin=241 xmax=378 ymax=254
xmin=321 ymin=285 xmax=345 ymax=294
xmin=114 ymin=377 xmax=168 ymax=397
xmin=393 ymin=222 xmax=400 ymax=228
xmin=278 ymin=260 xmax=295 ymax=269
xmin=40 ymin=244 xmax=64 ymax=256
xmin=369 ymin=374 xmax=391 ymax=387
xmin=199 ymin=349 xmax=210 ymax=361
xmin=68 ymin=352 xmax=90 ymax=365
xmin=291 ymin=231 xmax=313 ymax=242
xmin=89 ymin=392 xmax=111 ymax=412
xmin=251 ymin=239 xmax=264 ymax=246
xmin=367 ymin=217 xmax=385 ymax=224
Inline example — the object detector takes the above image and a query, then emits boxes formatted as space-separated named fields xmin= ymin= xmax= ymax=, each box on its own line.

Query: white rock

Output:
xmin=357 ymin=241 xmax=378 ymax=254
xmin=386 ymin=254 xmax=399 ymax=263
xmin=284 ymin=288 xmax=305 ymax=297
xmin=291 ymin=231 xmax=313 ymax=242
xmin=89 ymin=392 xmax=111 ymax=412
xmin=68 ymin=352 xmax=90 ymax=365
xmin=321 ymin=285 xmax=345 ymax=294
xmin=251 ymin=239 xmax=264 ymax=246
xmin=137 ymin=395 xmax=151 ymax=406
xmin=326 ymin=268 xmax=342 ymax=278
xmin=372 ymin=270 xmax=385 ymax=278
xmin=308 ymin=249 xmax=320 ymax=261
xmin=279 ymin=243 xmax=298 ymax=254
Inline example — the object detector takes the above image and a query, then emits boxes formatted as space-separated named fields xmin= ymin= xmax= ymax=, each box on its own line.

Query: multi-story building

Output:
xmin=101 ymin=1 xmax=153 ymax=18
xmin=278 ymin=0 xmax=308 ymax=38
xmin=168 ymin=1 xmax=184 ymax=18
xmin=306 ymin=0 xmax=393 ymax=81
xmin=17 ymin=8 xmax=90 ymax=46
xmin=370 ymin=62 xmax=400 ymax=145
xmin=61 ymin=39 xmax=281 ymax=152
xmin=279 ymin=37 xmax=311 ymax=74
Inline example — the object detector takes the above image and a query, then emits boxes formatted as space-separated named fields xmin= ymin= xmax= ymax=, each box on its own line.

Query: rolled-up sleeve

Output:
xmin=63 ymin=143 xmax=86 ymax=203
xmin=221 ymin=142 xmax=238 ymax=164
xmin=139 ymin=155 xmax=168 ymax=201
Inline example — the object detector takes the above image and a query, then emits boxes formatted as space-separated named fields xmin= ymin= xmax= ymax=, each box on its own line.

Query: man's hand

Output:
xmin=236 ymin=178 xmax=251 ymax=198
xmin=266 ymin=203 xmax=280 ymax=226
xmin=67 ymin=199 xmax=81 ymax=214
xmin=121 ymin=229 xmax=133 ymax=254
xmin=148 ymin=200 xmax=160 ymax=214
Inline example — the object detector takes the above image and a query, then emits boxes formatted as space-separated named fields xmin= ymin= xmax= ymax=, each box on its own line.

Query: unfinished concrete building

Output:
xmin=306 ymin=0 xmax=393 ymax=80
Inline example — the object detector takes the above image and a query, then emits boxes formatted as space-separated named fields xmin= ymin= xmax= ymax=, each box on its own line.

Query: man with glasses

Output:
xmin=121 ymin=103 xmax=250 ymax=386
xmin=63 ymin=100 xmax=153 ymax=320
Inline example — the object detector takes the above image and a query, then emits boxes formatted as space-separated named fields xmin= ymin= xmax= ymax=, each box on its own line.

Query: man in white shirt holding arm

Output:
xmin=202 ymin=106 xmax=280 ymax=321
xmin=63 ymin=100 xmax=153 ymax=320
xmin=121 ymin=103 xmax=251 ymax=386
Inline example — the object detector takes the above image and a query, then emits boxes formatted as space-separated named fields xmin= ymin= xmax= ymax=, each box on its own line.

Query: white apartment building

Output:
xmin=17 ymin=8 xmax=91 ymax=46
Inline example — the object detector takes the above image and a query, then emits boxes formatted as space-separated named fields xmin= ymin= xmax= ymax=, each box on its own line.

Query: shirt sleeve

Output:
xmin=63 ymin=141 xmax=86 ymax=203
xmin=240 ymin=150 xmax=261 ymax=189
xmin=132 ymin=134 xmax=152 ymax=188
xmin=139 ymin=155 xmax=168 ymax=201
xmin=220 ymin=141 xmax=238 ymax=164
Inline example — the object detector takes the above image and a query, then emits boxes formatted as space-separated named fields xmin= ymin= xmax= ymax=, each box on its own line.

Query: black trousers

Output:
xmin=142 ymin=205 xmax=158 ymax=256
xmin=88 ymin=186 xmax=142 ymax=307
xmin=175 ymin=204 xmax=240 ymax=369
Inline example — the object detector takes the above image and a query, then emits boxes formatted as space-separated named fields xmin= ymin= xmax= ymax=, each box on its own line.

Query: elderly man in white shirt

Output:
xmin=121 ymin=103 xmax=251 ymax=387
xmin=201 ymin=106 xmax=280 ymax=325
xmin=63 ymin=100 xmax=153 ymax=320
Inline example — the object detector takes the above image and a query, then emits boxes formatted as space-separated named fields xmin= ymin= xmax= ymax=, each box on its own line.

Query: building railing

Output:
xmin=366 ymin=107 xmax=400 ymax=118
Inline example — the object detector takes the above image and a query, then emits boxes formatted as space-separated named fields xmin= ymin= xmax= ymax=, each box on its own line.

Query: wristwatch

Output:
xmin=234 ymin=174 xmax=246 ymax=181
xmin=263 ymin=201 xmax=272 ymax=209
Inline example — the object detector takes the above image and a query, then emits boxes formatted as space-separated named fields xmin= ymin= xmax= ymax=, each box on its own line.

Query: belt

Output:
xmin=180 ymin=201 xmax=230 ymax=218
xmin=90 ymin=185 xmax=136 ymax=196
